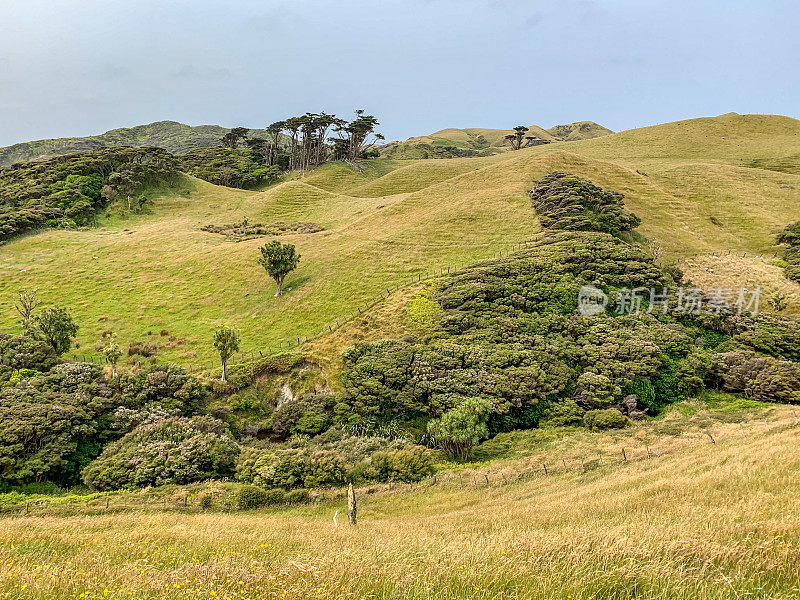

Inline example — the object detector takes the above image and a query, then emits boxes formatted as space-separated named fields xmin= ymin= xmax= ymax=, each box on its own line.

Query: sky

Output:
xmin=1 ymin=0 xmax=799 ymax=146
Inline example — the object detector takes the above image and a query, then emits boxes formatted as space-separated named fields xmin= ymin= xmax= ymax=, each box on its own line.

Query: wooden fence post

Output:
xmin=347 ymin=483 xmax=357 ymax=526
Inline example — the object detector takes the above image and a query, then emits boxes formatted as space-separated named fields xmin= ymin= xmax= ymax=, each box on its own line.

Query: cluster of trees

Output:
xmin=179 ymin=147 xmax=281 ymax=188
xmin=0 ymin=147 xmax=179 ymax=240
xmin=220 ymin=110 xmax=383 ymax=171
xmin=0 ymin=111 xmax=382 ymax=242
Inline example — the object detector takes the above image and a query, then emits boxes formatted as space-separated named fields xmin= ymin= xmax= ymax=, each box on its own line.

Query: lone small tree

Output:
xmin=258 ymin=241 xmax=301 ymax=297
xmin=14 ymin=289 xmax=39 ymax=333
xmin=426 ymin=397 xmax=492 ymax=460
xmin=103 ymin=342 xmax=122 ymax=377
xmin=213 ymin=327 xmax=240 ymax=382
xmin=35 ymin=306 xmax=78 ymax=356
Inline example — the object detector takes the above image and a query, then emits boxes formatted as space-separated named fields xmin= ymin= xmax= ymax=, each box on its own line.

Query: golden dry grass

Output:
xmin=2 ymin=406 xmax=799 ymax=599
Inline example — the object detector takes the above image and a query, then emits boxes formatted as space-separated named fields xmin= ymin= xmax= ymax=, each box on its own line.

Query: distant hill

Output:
xmin=0 ymin=121 xmax=268 ymax=166
xmin=379 ymin=121 xmax=613 ymax=159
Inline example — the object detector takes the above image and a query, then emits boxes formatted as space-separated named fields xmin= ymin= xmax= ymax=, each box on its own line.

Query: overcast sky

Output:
xmin=1 ymin=0 xmax=799 ymax=146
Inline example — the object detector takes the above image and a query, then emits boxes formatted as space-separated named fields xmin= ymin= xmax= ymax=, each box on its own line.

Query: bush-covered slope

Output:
xmin=0 ymin=121 xmax=270 ymax=167
xmin=0 ymin=147 xmax=180 ymax=240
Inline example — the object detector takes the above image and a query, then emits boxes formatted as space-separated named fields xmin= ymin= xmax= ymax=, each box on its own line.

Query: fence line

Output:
xmin=4 ymin=411 xmax=797 ymax=517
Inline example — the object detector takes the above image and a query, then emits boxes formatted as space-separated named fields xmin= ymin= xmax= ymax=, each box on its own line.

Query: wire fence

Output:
xmin=3 ymin=409 xmax=797 ymax=518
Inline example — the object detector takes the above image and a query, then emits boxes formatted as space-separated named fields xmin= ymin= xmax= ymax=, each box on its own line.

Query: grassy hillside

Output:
xmin=2 ymin=403 xmax=799 ymax=599
xmin=0 ymin=113 xmax=799 ymax=368
xmin=0 ymin=121 xmax=269 ymax=166
xmin=380 ymin=121 xmax=613 ymax=158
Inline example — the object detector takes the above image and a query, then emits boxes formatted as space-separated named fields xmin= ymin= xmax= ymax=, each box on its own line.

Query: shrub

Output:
xmin=236 ymin=485 xmax=269 ymax=509
xmin=285 ymin=488 xmax=310 ymax=504
xmin=371 ymin=446 xmax=433 ymax=482
xmin=0 ymin=384 xmax=107 ymax=484
xmin=82 ymin=416 xmax=239 ymax=490
xmin=530 ymin=172 xmax=641 ymax=235
xmin=541 ymin=400 xmax=585 ymax=427
xmin=583 ymin=408 xmax=628 ymax=430
xmin=0 ymin=334 xmax=58 ymax=379
xmin=118 ymin=364 xmax=207 ymax=413
xmin=264 ymin=488 xmax=286 ymax=505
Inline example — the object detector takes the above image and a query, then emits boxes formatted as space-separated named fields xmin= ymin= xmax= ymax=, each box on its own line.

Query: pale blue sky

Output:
xmin=1 ymin=0 xmax=798 ymax=146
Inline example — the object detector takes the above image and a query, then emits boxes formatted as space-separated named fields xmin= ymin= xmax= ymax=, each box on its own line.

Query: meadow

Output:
xmin=1 ymin=402 xmax=799 ymax=599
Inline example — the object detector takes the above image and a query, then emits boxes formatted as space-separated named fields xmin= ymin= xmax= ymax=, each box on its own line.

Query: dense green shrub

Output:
xmin=0 ymin=373 xmax=112 ymax=483
xmin=271 ymin=394 xmax=335 ymax=439
xmin=82 ymin=416 xmax=239 ymax=490
xmin=285 ymin=488 xmax=310 ymax=504
xmin=540 ymin=400 xmax=585 ymax=427
xmin=0 ymin=334 xmax=58 ymax=380
xmin=371 ymin=446 xmax=433 ymax=481
xmin=236 ymin=484 xmax=269 ymax=509
xmin=118 ymin=364 xmax=206 ymax=413
xmin=530 ymin=172 xmax=641 ymax=235
xmin=583 ymin=408 xmax=628 ymax=430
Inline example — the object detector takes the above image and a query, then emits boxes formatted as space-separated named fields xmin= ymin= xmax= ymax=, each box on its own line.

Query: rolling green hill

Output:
xmin=379 ymin=121 xmax=613 ymax=158
xmin=0 ymin=121 xmax=269 ymax=167
xmin=0 ymin=113 xmax=798 ymax=369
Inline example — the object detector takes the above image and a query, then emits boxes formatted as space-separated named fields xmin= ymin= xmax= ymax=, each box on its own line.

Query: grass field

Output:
xmin=2 ymin=403 xmax=799 ymax=599
xmin=1 ymin=113 xmax=799 ymax=367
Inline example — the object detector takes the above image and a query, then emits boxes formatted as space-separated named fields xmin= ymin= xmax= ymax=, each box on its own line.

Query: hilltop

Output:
xmin=379 ymin=121 xmax=613 ymax=158
xmin=0 ymin=121 xmax=269 ymax=166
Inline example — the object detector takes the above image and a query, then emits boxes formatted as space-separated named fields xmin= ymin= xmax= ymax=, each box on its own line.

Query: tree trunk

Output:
xmin=221 ymin=359 xmax=227 ymax=382
xmin=274 ymin=276 xmax=283 ymax=297
xmin=347 ymin=483 xmax=357 ymax=525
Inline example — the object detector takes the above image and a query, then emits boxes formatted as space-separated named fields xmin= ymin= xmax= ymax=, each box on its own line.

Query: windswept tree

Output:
xmin=258 ymin=241 xmax=301 ymax=297
xmin=337 ymin=110 xmax=383 ymax=162
xmin=14 ymin=289 xmax=39 ymax=333
xmin=213 ymin=327 xmax=240 ymax=382
xmin=283 ymin=117 xmax=304 ymax=171
xmin=266 ymin=120 xmax=286 ymax=165
xmin=35 ymin=306 xmax=78 ymax=356
xmin=505 ymin=125 xmax=530 ymax=150
xmin=221 ymin=127 xmax=250 ymax=149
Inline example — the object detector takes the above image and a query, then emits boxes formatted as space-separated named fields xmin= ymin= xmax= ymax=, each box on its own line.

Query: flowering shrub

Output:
xmin=82 ymin=416 xmax=239 ymax=490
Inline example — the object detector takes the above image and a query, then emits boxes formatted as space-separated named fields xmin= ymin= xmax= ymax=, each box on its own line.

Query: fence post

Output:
xmin=347 ymin=483 xmax=357 ymax=526
xmin=622 ymin=448 xmax=627 ymax=462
